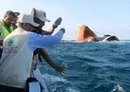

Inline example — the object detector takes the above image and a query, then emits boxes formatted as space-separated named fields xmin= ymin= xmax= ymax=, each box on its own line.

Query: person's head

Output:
xmin=14 ymin=12 xmax=20 ymax=17
xmin=31 ymin=8 xmax=50 ymax=29
xmin=11 ymin=12 xmax=20 ymax=24
xmin=17 ymin=14 xmax=39 ymax=31
xmin=3 ymin=10 xmax=17 ymax=26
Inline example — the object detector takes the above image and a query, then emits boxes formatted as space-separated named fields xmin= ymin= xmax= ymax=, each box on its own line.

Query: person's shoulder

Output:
xmin=29 ymin=31 xmax=42 ymax=39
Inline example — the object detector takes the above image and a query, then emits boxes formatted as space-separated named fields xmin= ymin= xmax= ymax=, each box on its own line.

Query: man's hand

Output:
xmin=59 ymin=28 xmax=65 ymax=33
xmin=54 ymin=64 xmax=65 ymax=74
xmin=53 ymin=17 xmax=62 ymax=28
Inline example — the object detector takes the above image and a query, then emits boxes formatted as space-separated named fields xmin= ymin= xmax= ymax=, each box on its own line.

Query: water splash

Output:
xmin=111 ymin=84 xmax=126 ymax=92
xmin=42 ymin=73 xmax=66 ymax=83
xmin=66 ymin=87 xmax=80 ymax=92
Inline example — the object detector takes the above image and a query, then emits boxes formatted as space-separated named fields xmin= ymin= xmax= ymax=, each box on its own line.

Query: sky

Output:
xmin=0 ymin=0 xmax=130 ymax=40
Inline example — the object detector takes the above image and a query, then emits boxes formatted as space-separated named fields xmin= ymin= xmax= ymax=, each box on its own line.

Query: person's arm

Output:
xmin=29 ymin=28 xmax=65 ymax=51
xmin=44 ymin=17 xmax=62 ymax=35
xmin=43 ymin=26 xmax=56 ymax=35
xmin=42 ymin=25 xmax=58 ymax=35
xmin=41 ymin=29 xmax=54 ymax=35
xmin=37 ymin=48 xmax=65 ymax=73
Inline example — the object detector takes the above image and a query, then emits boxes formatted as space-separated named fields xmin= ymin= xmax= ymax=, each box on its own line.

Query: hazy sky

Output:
xmin=0 ymin=0 xmax=130 ymax=40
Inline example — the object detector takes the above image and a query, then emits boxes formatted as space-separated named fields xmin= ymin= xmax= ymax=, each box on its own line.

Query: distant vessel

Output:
xmin=76 ymin=25 xmax=119 ymax=42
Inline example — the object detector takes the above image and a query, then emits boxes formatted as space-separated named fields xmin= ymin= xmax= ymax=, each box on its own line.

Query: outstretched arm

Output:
xmin=45 ymin=17 xmax=62 ymax=35
xmin=29 ymin=28 xmax=65 ymax=50
xmin=37 ymin=48 xmax=65 ymax=73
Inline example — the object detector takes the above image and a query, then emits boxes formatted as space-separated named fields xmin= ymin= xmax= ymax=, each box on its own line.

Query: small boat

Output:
xmin=28 ymin=68 xmax=49 ymax=92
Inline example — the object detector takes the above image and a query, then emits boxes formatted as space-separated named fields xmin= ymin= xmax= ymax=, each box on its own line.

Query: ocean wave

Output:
xmin=39 ymin=41 xmax=130 ymax=92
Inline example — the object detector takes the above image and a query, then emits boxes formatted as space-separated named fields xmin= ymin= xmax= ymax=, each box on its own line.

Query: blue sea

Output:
xmin=39 ymin=41 xmax=130 ymax=92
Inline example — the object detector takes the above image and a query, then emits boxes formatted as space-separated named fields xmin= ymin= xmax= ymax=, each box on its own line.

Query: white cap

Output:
xmin=17 ymin=14 xmax=39 ymax=27
xmin=35 ymin=10 xmax=50 ymax=22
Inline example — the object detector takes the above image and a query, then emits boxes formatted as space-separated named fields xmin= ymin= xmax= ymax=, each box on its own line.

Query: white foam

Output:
xmin=111 ymin=84 xmax=126 ymax=92
xmin=66 ymin=87 xmax=80 ymax=92
xmin=42 ymin=73 xmax=67 ymax=83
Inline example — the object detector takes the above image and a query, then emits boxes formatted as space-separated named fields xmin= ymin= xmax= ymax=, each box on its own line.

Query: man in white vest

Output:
xmin=0 ymin=14 xmax=65 ymax=92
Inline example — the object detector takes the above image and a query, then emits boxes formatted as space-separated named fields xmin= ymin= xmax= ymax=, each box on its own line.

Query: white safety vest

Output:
xmin=0 ymin=28 xmax=33 ymax=88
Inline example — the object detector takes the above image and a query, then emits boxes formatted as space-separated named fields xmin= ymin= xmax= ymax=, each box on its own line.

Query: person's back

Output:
xmin=0 ymin=14 xmax=65 ymax=92
xmin=0 ymin=27 xmax=33 ymax=87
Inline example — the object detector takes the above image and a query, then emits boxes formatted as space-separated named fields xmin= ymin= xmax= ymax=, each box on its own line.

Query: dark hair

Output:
xmin=4 ymin=10 xmax=17 ymax=18
xmin=14 ymin=12 xmax=20 ymax=17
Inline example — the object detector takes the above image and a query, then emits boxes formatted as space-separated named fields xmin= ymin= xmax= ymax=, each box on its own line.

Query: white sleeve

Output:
xmin=28 ymin=30 xmax=64 ymax=51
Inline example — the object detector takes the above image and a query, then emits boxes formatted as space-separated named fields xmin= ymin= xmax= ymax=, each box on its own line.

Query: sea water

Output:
xmin=38 ymin=41 xmax=130 ymax=92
